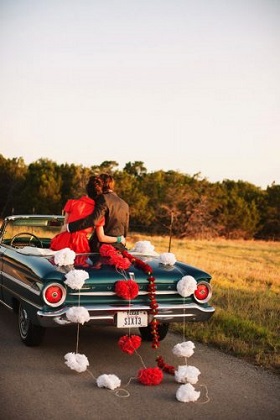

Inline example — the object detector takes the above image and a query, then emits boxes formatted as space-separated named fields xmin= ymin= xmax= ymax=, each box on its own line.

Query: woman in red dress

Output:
xmin=50 ymin=176 xmax=125 ymax=253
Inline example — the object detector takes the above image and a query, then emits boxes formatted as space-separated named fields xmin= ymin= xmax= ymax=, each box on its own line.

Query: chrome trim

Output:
xmin=69 ymin=290 xmax=178 ymax=296
xmin=0 ymin=272 xmax=41 ymax=296
xmin=194 ymin=281 xmax=212 ymax=303
xmin=37 ymin=303 xmax=215 ymax=327
xmin=42 ymin=282 xmax=67 ymax=308
xmin=0 ymin=284 xmax=42 ymax=310
xmin=0 ymin=299 xmax=14 ymax=311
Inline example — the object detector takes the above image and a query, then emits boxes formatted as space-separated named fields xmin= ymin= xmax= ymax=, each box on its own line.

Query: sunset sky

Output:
xmin=0 ymin=0 xmax=279 ymax=188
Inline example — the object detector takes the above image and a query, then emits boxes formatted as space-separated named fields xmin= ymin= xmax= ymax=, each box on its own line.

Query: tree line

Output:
xmin=0 ymin=154 xmax=279 ymax=240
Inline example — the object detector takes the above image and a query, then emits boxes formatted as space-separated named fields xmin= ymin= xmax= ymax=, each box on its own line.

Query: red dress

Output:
xmin=50 ymin=196 xmax=99 ymax=253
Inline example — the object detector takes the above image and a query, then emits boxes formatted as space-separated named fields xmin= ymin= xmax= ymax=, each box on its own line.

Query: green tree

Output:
xmin=160 ymin=175 xmax=222 ymax=238
xmin=123 ymin=161 xmax=147 ymax=178
xmin=0 ymin=153 xmax=279 ymax=240
xmin=0 ymin=155 xmax=27 ymax=217
xmin=19 ymin=159 xmax=62 ymax=214
xmin=59 ymin=163 xmax=93 ymax=211
xmin=113 ymin=171 xmax=151 ymax=232
xmin=98 ymin=160 xmax=119 ymax=173
xmin=218 ymin=180 xmax=261 ymax=239
xmin=256 ymin=183 xmax=280 ymax=240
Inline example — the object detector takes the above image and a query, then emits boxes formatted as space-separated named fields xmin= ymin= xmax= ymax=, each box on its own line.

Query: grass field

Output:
xmin=127 ymin=234 xmax=280 ymax=374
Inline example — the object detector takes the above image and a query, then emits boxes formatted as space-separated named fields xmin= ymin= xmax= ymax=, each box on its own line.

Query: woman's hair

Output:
xmin=86 ymin=176 xmax=104 ymax=199
xmin=100 ymin=173 xmax=115 ymax=193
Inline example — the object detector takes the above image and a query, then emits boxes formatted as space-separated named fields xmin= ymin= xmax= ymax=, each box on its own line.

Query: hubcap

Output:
xmin=19 ymin=306 xmax=29 ymax=338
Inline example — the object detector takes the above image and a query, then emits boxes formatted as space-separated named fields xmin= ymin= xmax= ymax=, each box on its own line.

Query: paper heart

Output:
xmin=118 ymin=334 xmax=142 ymax=355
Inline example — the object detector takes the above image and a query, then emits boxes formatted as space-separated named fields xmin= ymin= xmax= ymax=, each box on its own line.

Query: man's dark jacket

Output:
xmin=68 ymin=191 xmax=129 ymax=251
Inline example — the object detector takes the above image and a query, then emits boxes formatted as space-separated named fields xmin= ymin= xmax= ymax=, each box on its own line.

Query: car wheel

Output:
xmin=18 ymin=303 xmax=45 ymax=346
xmin=139 ymin=322 xmax=169 ymax=342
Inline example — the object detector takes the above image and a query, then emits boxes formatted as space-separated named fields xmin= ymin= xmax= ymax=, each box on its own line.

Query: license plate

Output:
xmin=117 ymin=310 xmax=148 ymax=328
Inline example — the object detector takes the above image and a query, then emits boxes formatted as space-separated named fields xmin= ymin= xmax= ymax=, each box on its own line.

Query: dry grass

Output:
xmin=127 ymin=234 xmax=280 ymax=374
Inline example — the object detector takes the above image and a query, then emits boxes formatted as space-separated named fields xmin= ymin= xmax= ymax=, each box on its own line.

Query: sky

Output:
xmin=0 ymin=0 xmax=279 ymax=189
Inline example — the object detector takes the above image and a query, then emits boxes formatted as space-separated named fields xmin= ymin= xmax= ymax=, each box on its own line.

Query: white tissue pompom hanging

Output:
xmin=64 ymin=352 xmax=89 ymax=373
xmin=172 ymin=341 xmax=195 ymax=358
xmin=64 ymin=269 xmax=89 ymax=290
xmin=176 ymin=383 xmax=201 ymax=403
xmin=177 ymin=275 xmax=197 ymax=297
xmin=175 ymin=365 xmax=201 ymax=384
xmin=66 ymin=306 xmax=90 ymax=325
xmin=96 ymin=374 xmax=121 ymax=390
xmin=54 ymin=248 xmax=76 ymax=266
xmin=159 ymin=252 xmax=176 ymax=266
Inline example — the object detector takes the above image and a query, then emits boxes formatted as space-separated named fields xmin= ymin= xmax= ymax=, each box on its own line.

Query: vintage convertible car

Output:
xmin=0 ymin=215 xmax=215 ymax=346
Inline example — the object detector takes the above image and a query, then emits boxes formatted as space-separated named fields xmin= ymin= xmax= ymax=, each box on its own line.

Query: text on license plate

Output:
xmin=117 ymin=311 xmax=148 ymax=328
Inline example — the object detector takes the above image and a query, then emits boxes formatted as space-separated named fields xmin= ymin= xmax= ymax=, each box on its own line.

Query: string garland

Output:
xmin=59 ymin=245 xmax=210 ymax=402
xmin=121 ymin=249 xmax=161 ymax=350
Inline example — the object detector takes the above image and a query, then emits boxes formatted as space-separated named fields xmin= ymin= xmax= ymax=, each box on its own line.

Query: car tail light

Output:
xmin=194 ymin=281 xmax=212 ymax=303
xmin=43 ymin=283 xmax=66 ymax=307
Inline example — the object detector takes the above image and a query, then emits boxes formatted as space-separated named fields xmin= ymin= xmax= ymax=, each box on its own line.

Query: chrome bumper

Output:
xmin=37 ymin=303 xmax=215 ymax=327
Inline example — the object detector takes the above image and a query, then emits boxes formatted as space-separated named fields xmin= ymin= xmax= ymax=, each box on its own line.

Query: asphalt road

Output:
xmin=0 ymin=305 xmax=279 ymax=420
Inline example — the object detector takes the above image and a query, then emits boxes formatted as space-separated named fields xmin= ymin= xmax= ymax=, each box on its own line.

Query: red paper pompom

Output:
xmin=118 ymin=335 xmax=142 ymax=355
xmin=100 ymin=244 xmax=117 ymax=257
xmin=99 ymin=245 xmax=131 ymax=270
xmin=115 ymin=279 xmax=139 ymax=300
xmin=110 ymin=254 xmax=131 ymax=270
xmin=138 ymin=367 xmax=163 ymax=386
xmin=120 ymin=257 xmax=131 ymax=270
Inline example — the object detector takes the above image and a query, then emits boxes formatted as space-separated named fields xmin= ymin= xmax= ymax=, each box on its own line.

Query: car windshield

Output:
xmin=1 ymin=216 xmax=65 ymax=244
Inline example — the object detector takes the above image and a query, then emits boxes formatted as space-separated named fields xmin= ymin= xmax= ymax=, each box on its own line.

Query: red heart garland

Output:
xmin=118 ymin=334 xmax=142 ymax=355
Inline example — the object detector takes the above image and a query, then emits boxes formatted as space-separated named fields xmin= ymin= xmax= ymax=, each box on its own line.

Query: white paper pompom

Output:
xmin=130 ymin=241 xmax=158 ymax=255
xmin=159 ymin=252 xmax=177 ymax=266
xmin=177 ymin=275 xmax=197 ymax=297
xmin=172 ymin=341 xmax=195 ymax=358
xmin=176 ymin=383 xmax=200 ymax=403
xmin=64 ymin=269 xmax=89 ymax=290
xmin=54 ymin=248 xmax=76 ymax=266
xmin=175 ymin=365 xmax=201 ymax=384
xmin=66 ymin=306 xmax=90 ymax=325
xmin=64 ymin=352 xmax=89 ymax=373
xmin=96 ymin=374 xmax=121 ymax=390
